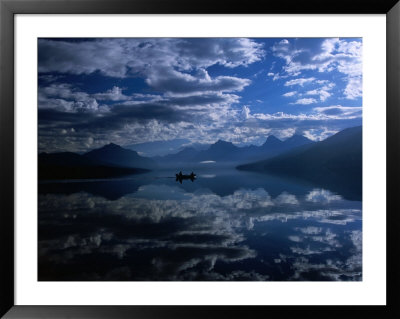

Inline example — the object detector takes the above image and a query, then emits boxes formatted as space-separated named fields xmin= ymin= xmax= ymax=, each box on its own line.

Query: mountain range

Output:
xmin=38 ymin=143 xmax=155 ymax=180
xmin=237 ymin=126 xmax=362 ymax=200
xmin=39 ymin=127 xmax=361 ymax=197
xmin=154 ymin=134 xmax=314 ymax=166
xmin=85 ymin=143 xmax=157 ymax=169
xmin=39 ymin=133 xmax=316 ymax=180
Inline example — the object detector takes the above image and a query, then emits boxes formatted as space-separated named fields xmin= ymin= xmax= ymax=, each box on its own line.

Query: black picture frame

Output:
xmin=1 ymin=0 xmax=399 ymax=318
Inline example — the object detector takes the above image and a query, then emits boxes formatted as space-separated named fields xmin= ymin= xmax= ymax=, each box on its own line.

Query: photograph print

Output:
xmin=38 ymin=37 xmax=362 ymax=281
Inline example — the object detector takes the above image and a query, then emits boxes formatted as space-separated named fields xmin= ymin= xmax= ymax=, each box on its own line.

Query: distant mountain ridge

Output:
xmin=262 ymin=135 xmax=282 ymax=148
xmin=124 ymin=138 xmax=190 ymax=157
xmin=39 ymin=143 xmax=155 ymax=180
xmin=237 ymin=126 xmax=362 ymax=200
xmin=153 ymin=134 xmax=315 ymax=166
xmin=84 ymin=143 xmax=156 ymax=169
xmin=124 ymin=139 xmax=212 ymax=157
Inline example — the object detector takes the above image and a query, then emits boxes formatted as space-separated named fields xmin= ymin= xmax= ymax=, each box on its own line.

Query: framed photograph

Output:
xmin=1 ymin=0 xmax=399 ymax=318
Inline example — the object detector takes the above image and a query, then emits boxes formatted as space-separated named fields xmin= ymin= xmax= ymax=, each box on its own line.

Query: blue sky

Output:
xmin=38 ymin=38 xmax=362 ymax=155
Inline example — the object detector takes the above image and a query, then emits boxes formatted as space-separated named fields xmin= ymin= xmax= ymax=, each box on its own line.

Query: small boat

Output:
xmin=176 ymin=171 xmax=196 ymax=183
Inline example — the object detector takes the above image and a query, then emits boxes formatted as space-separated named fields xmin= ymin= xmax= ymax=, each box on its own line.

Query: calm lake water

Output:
xmin=38 ymin=168 xmax=362 ymax=281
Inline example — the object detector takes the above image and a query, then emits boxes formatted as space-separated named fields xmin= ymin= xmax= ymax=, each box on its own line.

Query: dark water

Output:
xmin=38 ymin=168 xmax=362 ymax=281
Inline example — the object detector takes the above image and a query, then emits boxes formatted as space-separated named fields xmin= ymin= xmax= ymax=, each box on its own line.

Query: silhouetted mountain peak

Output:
xmin=283 ymin=134 xmax=313 ymax=147
xmin=262 ymin=135 xmax=282 ymax=147
xmin=95 ymin=143 xmax=141 ymax=156
xmin=319 ymin=126 xmax=361 ymax=147
xmin=215 ymin=139 xmax=231 ymax=145
xmin=328 ymin=126 xmax=361 ymax=139
xmin=210 ymin=140 xmax=236 ymax=148
xmin=209 ymin=140 xmax=237 ymax=151
xmin=267 ymin=135 xmax=280 ymax=141
xmin=286 ymin=134 xmax=310 ymax=142
xmin=84 ymin=143 xmax=155 ymax=169
xmin=102 ymin=142 xmax=123 ymax=150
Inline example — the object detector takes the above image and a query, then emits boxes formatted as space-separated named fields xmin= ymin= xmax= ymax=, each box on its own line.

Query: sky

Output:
xmin=38 ymin=37 xmax=362 ymax=155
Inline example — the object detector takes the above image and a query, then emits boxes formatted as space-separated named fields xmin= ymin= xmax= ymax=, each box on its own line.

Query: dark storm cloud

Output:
xmin=38 ymin=39 xmax=130 ymax=77
xmin=38 ymin=78 xmax=242 ymax=149
xmin=145 ymin=67 xmax=251 ymax=95
xmin=39 ymin=105 xmax=180 ymax=136
xmin=39 ymin=92 xmax=235 ymax=133
xmin=38 ymin=38 xmax=264 ymax=78
xmin=73 ymin=103 xmax=190 ymax=132
xmin=38 ymin=38 xmax=263 ymax=151
xmin=38 ymin=108 xmax=96 ymax=124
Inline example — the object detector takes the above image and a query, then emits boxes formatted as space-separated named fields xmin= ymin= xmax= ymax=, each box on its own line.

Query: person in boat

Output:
xmin=176 ymin=171 xmax=196 ymax=180
xmin=176 ymin=171 xmax=183 ymax=182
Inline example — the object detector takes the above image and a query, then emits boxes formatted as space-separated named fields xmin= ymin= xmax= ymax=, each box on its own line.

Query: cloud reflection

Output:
xmin=39 ymin=183 xmax=361 ymax=281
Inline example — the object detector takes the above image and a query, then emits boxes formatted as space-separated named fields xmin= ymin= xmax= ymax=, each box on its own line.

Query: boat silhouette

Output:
xmin=176 ymin=171 xmax=196 ymax=183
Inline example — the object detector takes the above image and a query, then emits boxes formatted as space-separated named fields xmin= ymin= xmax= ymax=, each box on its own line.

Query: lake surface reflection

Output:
xmin=38 ymin=169 xmax=362 ymax=281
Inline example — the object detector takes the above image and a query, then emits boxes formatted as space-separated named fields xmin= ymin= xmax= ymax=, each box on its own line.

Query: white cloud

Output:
xmin=272 ymin=38 xmax=362 ymax=101
xmin=241 ymin=105 xmax=251 ymax=120
xmin=292 ymin=98 xmax=317 ymax=105
xmin=302 ymin=127 xmax=339 ymax=141
xmin=267 ymin=72 xmax=284 ymax=81
xmin=274 ymin=128 xmax=296 ymax=139
xmin=290 ymin=246 xmax=325 ymax=255
xmin=275 ymin=192 xmax=299 ymax=205
xmin=284 ymin=77 xmax=316 ymax=87
xmin=272 ymin=39 xmax=304 ymax=66
xmin=288 ymin=236 xmax=302 ymax=242
xmin=306 ymin=189 xmax=342 ymax=203
xmin=282 ymin=91 xmax=297 ymax=97
xmin=145 ymin=68 xmax=251 ymax=95
xmin=39 ymin=83 xmax=101 ymax=112
xmin=295 ymin=227 xmax=323 ymax=235
xmin=306 ymin=89 xmax=331 ymax=101
xmin=94 ymin=86 xmax=130 ymax=101
xmin=305 ymin=83 xmax=335 ymax=102
xmin=344 ymin=76 xmax=362 ymax=100
xmin=39 ymin=182 xmax=362 ymax=280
